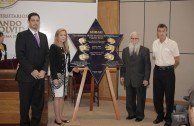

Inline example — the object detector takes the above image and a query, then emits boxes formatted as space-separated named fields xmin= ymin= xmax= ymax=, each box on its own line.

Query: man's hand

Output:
xmin=143 ymin=80 xmax=149 ymax=86
xmin=120 ymin=77 xmax=124 ymax=85
xmin=39 ymin=70 xmax=46 ymax=79
xmin=31 ymin=70 xmax=40 ymax=79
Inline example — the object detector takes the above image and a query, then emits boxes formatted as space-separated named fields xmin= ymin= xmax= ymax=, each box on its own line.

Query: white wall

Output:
xmin=0 ymin=1 xmax=97 ymax=60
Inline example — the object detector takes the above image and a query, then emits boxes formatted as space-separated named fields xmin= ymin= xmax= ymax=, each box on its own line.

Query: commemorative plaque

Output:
xmin=69 ymin=19 xmax=123 ymax=84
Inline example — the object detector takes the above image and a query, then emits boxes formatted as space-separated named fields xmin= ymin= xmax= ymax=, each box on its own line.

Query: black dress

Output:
xmin=0 ymin=43 xmax=7 ymax=61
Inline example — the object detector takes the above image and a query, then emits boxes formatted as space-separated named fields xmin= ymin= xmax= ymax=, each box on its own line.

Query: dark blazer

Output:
xmin=49 ymin=44 xmax=72 ymax=80
xmin=0 ymin=43 xmax=7 ymax=60
xmin=120 ymin=46 xmax=151 ymax=87
xmin=15 ymin=29 xmax=49 ymax=82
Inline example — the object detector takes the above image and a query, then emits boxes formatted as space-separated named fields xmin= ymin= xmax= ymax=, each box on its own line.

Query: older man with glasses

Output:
xmin=120 ymin=32 xmax=151 ymax=122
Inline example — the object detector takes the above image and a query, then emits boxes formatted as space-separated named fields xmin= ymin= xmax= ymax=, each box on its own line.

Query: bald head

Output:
xmin=130 ymin=32 xmax=139 ymax=38
xmin=130 ymin=32 xmax=139 ymax=45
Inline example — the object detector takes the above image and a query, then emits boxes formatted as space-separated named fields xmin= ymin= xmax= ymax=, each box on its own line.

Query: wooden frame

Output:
xmin=71 ymin=67 xmax=121 ymax=121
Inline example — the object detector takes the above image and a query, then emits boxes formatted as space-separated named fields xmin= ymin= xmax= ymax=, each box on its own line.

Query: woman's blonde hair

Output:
xmin=54 ymin=28 xmax=70 ymax=53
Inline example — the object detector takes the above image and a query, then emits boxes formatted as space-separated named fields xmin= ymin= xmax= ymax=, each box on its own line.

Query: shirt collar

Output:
xmin=157 ymin=37 xmax=169 ymax=44
xmin=29 ymin=28 xmax=38 ymax=35
xmin=163 ymin=37 xmax=169 ymax=44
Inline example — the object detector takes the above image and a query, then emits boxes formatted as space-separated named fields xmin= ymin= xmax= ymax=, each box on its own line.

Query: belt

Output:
xmin=155 ymin=65 xmax=174 ymax=70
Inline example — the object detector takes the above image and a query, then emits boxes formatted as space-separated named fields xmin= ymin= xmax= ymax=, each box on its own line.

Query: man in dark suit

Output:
xmin=120 ymin=32 xmax=151 ymax=122
xmin=15 ymin=12 xmax=49 ymax=126
xmin=0 ymin=31 xmax=7 ymax=61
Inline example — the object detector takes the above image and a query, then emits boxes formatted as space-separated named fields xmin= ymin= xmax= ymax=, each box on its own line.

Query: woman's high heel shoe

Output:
xmin=62 ymin=119 xmax=70 ymax=123
xmin=54 ymin=120 xmax=65 ymax=125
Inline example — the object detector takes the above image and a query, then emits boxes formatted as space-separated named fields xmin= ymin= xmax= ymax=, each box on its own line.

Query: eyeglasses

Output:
xmin=131 ymin=38 xmax=139 ymax=40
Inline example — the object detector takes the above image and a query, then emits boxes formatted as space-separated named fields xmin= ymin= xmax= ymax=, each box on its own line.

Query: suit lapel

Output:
xmin=138 ymin=46 xmax=143 ymax=56
xmin=125 ymin=47 xmax=131 ymax=61
xmin=27 ymin=30 xmax=40 ymax=48
xmin=38 ymin=32 xmax=44 ymax=48
xmin=38 ymin=32 xmax=41 ymax=47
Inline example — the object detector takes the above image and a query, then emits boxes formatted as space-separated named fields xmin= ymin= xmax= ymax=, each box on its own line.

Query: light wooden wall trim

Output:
xmin=98 ymin=0 xmax=119 ymax=34
xmin=98 ymin=0 xmax=119 ymax=99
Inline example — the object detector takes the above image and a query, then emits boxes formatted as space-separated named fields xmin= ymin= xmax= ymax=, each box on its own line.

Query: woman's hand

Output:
xmin=73 ymin=67 xmax=79 ymax=73
xmin=53 ymin=79 xmax=59 ymax=86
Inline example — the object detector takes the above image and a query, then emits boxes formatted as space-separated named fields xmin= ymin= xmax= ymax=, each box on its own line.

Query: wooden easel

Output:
xmin=71 ymin=67 xmax=121 ymax=121
xmin=105 ymin=67 xmax=121 ymax=120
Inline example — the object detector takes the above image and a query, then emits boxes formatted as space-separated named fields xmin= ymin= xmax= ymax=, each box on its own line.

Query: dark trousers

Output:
xmin=189 ymin=90 xmax=194 ymax=107
xmin=126 ymin=84 xmax=147 ymax=119
xmin=153 ymin=67 xmax=175 ymax=121
xmin=18 ymin=79 xmax=45 ymax=126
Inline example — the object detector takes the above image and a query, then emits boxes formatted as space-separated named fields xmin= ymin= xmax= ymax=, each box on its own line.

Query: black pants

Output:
xmin=153 ymin=66 xmax=175 ymax=121
xmin=126 ymin=84 xmax=147 ymax=119
xmin=18 ymin=79 xmax=45 ymax=126
xmin=189 ymin=90 xmax=194 ymax=107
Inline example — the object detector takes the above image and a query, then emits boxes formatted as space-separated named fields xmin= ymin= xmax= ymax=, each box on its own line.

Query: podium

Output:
xmin=0 ymin=59 xmax=18 ymax=69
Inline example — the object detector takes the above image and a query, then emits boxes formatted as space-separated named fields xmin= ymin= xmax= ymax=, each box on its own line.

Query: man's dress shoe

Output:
xmin=126 ymin=115 xmax=136 ymax=120
xmin=164 ymin=121 xmax=171 ymax=126
xmin=135 ymin=118 xmax=143 ymax=122
xmin=153 ymin=117 xmax=163 ymax=124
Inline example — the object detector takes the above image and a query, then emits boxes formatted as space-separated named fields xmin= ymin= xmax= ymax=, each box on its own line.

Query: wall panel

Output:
xmin=120 ymin=2 xmax=144 ymax=51
xmin=171 ymin=0 xmax=194 ymax=53
xmin=120 ymin=0 xmax=194 ymax=101
xmin=144 ymin=1 xmax=170 ymax=50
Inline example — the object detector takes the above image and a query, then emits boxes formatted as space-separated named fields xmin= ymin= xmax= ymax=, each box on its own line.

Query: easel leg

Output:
xmin=71 ymin=68 xmax=88 ymax=121
xmin=90 ymin=77 xmax=94 ymax=111
xmin=106 ymin=68 xmax=121 ymax=120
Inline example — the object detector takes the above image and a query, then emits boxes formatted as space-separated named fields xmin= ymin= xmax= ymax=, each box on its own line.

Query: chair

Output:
xmin=72 ymin=71 xmax=99 ymax=107
xmin=0 ymin=59 xmax=18 ymax=69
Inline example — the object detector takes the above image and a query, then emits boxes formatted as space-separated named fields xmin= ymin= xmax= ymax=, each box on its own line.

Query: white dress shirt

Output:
xmin=29 ymin=28 xmax=40 ymax=40
xmin=152 ymin=37 xmax=180 ymax=66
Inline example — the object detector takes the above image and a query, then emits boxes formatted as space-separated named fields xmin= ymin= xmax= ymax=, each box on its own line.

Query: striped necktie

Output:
xmin=34 ymin=32 xmax=40 ymax=46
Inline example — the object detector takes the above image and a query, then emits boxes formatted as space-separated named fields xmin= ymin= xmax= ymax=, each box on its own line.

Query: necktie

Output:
xmin=34 ymin=32 xmax=40 ymax=46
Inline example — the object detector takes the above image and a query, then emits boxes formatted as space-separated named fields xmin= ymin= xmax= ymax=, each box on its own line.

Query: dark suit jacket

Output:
xmin=120 ymin=46 xmax=151 ymax=87
xmin=15 ymin=29 xmax=49 ymax=82
xmin=0 ymin=43 xmax=7 ymax=60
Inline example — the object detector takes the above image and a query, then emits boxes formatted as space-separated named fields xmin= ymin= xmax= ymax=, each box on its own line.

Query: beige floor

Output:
xmin=48 ymin=99 xmax=166 ymax=126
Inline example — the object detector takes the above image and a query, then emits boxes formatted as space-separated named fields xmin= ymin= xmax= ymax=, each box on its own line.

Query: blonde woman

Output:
xmin=49 ymin=28 xmax=78 ymax=125
xmin=0 ymin=31 xmax=7 ymax=61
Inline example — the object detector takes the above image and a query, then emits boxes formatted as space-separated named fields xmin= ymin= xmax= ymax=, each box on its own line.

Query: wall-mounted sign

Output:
xmin=0 ymin=0 xmax=18 ymax=8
